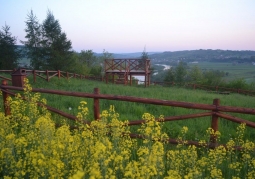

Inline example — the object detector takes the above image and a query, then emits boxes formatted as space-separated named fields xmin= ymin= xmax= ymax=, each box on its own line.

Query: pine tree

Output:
xmin=41 ymin=10 xmax=73 ymax=70
xmin=0 ymin=24 xmax=20 ymax=69
xmin=141 ymin=46 xmax=149 ymax=60
xmin=22 ymin=10 xmax=44 ymax=69
xmin=139 ymin=47 xmax=148 ymax=69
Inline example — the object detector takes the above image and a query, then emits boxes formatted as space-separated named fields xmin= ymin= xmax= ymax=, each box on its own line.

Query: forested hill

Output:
xmin=16 ymin=45 xmax=255 ymax=63
xmin=149 ymin=49 xmax=255 ymax=63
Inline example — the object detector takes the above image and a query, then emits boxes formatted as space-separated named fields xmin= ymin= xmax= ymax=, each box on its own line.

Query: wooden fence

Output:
xmin=1 ymin=69 xmax=255 ymax=96
xmin=1 ymin=79 xmax=255 ymax=149
xmin=0 ymin=69 xmax=103 ymax=83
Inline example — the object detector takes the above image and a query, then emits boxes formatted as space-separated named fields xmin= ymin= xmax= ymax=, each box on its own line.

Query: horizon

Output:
xmin=16 ymin=44 xmax=255 ymax=54
xmin=1 ymin=0 xmax=255 ymax=53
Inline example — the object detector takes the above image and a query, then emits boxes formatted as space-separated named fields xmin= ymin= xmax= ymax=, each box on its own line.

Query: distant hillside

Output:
xmin=15 ymin=45 xmax=255 ymax=63
xmin=149 ymin=49 xmax=255 ymax=63
xmin=95 ymin=52 xmax=161 ymax=58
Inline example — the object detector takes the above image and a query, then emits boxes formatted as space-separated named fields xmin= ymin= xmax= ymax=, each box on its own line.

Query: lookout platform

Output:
xmin=104 ymin=58 xmax=151 ymax=87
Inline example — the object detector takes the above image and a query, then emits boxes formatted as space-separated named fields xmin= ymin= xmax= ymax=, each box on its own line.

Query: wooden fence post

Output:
xmin=210 ymin=98 xmax=220 ymax=147
xmin=66 ymin=72 xmax=69 ymax=79
xmin=58 ymin=70 xmax=60 ymax=79
xmin=2 ymin=80 xmax=10 ymax=116
xmin=46 ymin=70 xmax=49 ymax=82
xmin=94 ymin=88 xmax=100 ymax=120
xmin=33 ymin=70 xmax=36 ymax=83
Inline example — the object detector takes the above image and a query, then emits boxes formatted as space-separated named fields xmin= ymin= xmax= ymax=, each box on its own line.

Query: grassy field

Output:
xmin=1 ymin=75 xmax=248 ymax=143
xmin=2 ymin=74 xmax=255 ymax=177
xmin=189 ymin=62 xmax=255 ymax=82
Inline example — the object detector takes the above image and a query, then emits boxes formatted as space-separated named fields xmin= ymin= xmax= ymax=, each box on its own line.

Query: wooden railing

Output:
xmin=104 ymin=59 xmax=151 ymax=72
xmin=1 ymin=69 xmax=255 ymax=96
xmin=1 ymin=80 xmax=255 ymax=149
xmin=0 ymin=69 xmax=103 ymax=83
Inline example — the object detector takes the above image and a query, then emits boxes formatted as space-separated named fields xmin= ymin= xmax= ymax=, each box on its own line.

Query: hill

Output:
xmin=149 ymin=49 xmax=255 ymax=63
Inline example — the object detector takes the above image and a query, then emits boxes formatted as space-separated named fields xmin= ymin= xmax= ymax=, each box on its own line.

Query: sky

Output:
xmin=1 ymin=0 xmax=255 ymax=53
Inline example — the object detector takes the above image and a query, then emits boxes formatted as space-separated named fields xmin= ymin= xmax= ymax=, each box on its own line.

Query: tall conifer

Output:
xmin=0 ymin=24 xmax=20 ymax=69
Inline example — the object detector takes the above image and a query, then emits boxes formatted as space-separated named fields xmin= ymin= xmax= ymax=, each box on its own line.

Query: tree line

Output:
xmin=0 ymin=10 xmax=115 ymax=76
xmin=151 ymin=61 xmax=255 ymax=91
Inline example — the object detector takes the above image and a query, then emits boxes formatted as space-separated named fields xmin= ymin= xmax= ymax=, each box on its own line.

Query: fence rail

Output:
xmin=1 ymin=79 xmax=255 ymax=149
xmin=1 ymin=69 xmax=255 ymax=96
xmin=0 ymin=69 xmax=103 ymax=83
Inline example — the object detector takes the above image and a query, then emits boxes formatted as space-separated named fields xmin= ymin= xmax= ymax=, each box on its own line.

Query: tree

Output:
xmin=79 ymin=50 xmax=97 ymax=68
xmin=175 ymin=61 xmax=187 ymax=84
xmin=22 ymin=10 xmax=44 ymax=69
xmin=139 ymin=47 xmax=148 ymax=69
xmin=0 ymin=24 xmax=20 ymax=69
xmin=71 ymin=50 xmax=98 ymax=75
xmin=141 ymin=46 xmax=149 ymax=60
xmin=93 ymin=49 xmax=113 ymax=76
xmin=188 ymin=65 xmax=203 ymax=84
xmin=203 ymin=70 xmax=224 ymax=86
xmin=164 ymin=68 xmax=175 ymax=83
xmin=101 ymin=49 xmax=113 ymax=60
xmin=41 ymin=10 xmax=73 ymax=70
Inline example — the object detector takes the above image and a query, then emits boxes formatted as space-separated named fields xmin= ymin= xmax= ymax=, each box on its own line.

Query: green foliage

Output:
xmin=226 ymin=78 xmax=249 ymax=90
xmin=21 ymin=10 xmax=44 ymax=69
xmin=68 ymin=53 xmax=90 ymax=74
xmin=150 ymin=49 xmax=255 ymax=62
xmin=203 ymin=70 xmax=225 ymax=86
xmin=41 ymin=10 xmax=73 ymax=70
xmin=138 ymin=47 xmax=149 ymax=69
xmin=25 ymin=76 xmax=255 ymax=144
xmin=164 ymin=68 xmax=175 ymax=83
xmin=0 ymin=24 xmax=20 ymax=69
xmin=175 ymin=61 xmax=187 ymax=84
xmin=22 ymin=10 xmax=74 ymax=71
xmin=90 ymin=66 xmax=102 ymax=76
xmin=141 ymin=46 xmax=149 ymax=60
xmin=188 ymin=65 xmax=203 ymax=84
xmin=101 ymin=49 xmax=113 ymax=60
xmin=79 ymin=50 xmax=97 ymax=68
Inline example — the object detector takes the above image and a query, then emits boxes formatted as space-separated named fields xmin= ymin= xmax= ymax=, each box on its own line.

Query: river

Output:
xmin=133 ymin=64 xmax=171 ymax=83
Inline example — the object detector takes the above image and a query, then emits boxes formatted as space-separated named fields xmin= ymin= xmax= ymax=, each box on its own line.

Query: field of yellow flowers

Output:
xmin=1 ymin=79 xmax=255 ymax=179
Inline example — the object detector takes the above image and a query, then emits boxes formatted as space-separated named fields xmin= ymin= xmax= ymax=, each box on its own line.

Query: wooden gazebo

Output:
xmin=104 ymin=59 xmax=151 ymax=87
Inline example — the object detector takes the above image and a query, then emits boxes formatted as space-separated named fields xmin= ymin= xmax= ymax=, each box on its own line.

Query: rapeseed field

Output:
xmin=1 ymin=79 xmax=255 ymax=178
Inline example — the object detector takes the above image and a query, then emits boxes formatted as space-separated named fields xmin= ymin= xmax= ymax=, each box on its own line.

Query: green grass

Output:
xmin=1 ymin=74 xmax=255 ymax=143
xmin=189 ymin=62 xmax=255 ymax=82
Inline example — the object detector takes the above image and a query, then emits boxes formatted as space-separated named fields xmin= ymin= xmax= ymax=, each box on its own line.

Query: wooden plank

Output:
xmin=35 ymin=73 xmax=47 ymax=80
xmin=3 ymin=85 xmax=255 ymax=114
xmin=128 ymin=112 xmax=212 ymax=126
xmin=48 ymin=73 xmax=58 ymax=79
xmin=0 ymin=75 xmax=12 ymax=81
xmin=216 ymin=112 xmax=255 ymax=128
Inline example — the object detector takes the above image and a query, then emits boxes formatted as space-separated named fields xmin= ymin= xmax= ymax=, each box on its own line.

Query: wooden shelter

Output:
xmin=104 ymin=59 xmax=151 ymax=87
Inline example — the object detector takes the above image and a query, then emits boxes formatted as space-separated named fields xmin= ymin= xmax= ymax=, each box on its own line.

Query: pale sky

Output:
xmin=1 ymin=0 xmax=255 ymax=53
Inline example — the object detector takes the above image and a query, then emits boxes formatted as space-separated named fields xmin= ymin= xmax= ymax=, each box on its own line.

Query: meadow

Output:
xmin=189 ymin=62 xmax=255 ymax=83
xmin=6 ymin=75 xmax=254 ymax=143
xmin=1 ymin=78 xmax=255 ymax=178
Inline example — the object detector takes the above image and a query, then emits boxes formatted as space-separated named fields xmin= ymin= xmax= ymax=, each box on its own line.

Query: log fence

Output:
xmin=0 ymin=69 xmax=103 ymax=83
xmin=1 ymin=69 xmax=255 ymax=96
xmin=1 ymin=79 xmax=255 ymax=149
